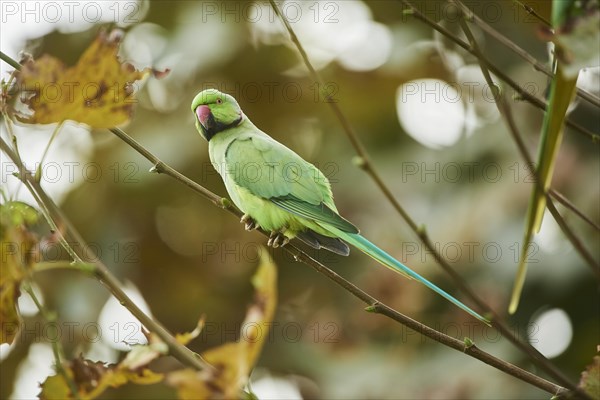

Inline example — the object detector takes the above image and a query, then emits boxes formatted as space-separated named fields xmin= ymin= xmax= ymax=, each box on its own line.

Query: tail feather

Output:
xmin=296 ymin=229 xmax=350 ymax=256
xmin=336 ymin=230 xmax=489 ymax=325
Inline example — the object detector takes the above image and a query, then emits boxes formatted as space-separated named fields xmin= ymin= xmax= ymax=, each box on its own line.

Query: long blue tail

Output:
xmin=336 ymin=231 xmax=490 ymax=325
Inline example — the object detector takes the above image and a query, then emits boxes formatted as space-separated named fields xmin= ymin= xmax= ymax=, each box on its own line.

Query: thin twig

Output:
xmin=0 ymin=50 xmax=21 ymax=70
xmin=0 ymin=138 xmax=212 ymax=372
xmin=21 ymin=282 xmax=80 ymax=399
xmin=286 ymin=247 xmax=567 ymax=397
xmin=546 ymin=200 xmax=600 ymax=279
xmin=464 ymin=3 xmax=600 ymax=109
xmin=511 ymin=0 xmax=551 ymax=27
xmin=1 ymin=112 xmax=25 ymax=200
xmin=35 ymin=121 xmax=64 ymax=182
xmin=397 ymin=4 xmax=597 ymax=141
xmin=549 ymin=189 xmax=600 ymax=232
xmin=270 ymin=1 xmax=588 ymax=396
xmin=109 ymin=129 xmax=223 ymax=205
xmin=32 ymin=261 xmax=96 ymax=274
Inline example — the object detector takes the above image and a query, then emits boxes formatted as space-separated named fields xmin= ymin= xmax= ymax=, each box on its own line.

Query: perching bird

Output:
xmin=192 ymin=89 xmax=489 ymax=324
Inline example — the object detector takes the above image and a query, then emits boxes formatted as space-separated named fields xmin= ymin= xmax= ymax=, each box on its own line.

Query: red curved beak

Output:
xmin=195 ymin=105 xmax=211 ymax=129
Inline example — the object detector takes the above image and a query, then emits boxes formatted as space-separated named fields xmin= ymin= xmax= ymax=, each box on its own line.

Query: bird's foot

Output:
xmin=240 ymin=214 xmax=259 ymax=231
xmin=267 ymin=231 xmax=289 ymax=248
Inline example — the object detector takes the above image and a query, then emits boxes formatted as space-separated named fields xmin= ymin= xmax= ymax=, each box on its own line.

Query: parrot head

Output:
xmin=191 ymin=89 xmax=243 ymax=141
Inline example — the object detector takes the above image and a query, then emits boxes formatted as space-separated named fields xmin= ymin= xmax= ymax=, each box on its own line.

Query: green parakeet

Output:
xmin=192 ymin=89 xmax=489 ymax=324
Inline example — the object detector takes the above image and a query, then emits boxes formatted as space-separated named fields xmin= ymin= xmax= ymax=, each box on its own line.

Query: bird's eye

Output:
xmin=216 ymin=98 xmax=223 ymax=104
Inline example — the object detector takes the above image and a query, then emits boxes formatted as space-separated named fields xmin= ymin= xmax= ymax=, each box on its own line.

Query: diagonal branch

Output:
xmin=511 ymin=0 xmax=551 ymax=27
xmin=464 ymin=3 xmax=600 ymax=109
xmin=106 ymin=129 xmax=569 ymax=397
xmin=550 ymin=190 xmax=600 ymax=232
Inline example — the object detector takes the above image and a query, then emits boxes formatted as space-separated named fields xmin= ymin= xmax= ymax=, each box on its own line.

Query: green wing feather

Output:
xmin=225 ymin=135 xmax=358 ymax=233
xmin=271 ymin=196 xmax=358 ymax=233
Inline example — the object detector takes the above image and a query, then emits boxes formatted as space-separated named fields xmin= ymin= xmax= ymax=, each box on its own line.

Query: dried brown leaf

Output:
xmin=17 ymin=29 xmax=166 ymax=128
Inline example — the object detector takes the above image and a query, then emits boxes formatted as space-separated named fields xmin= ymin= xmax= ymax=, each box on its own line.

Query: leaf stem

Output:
xmin=32 ymin=261 xmax=96 ymax=274
xmin=0 ymin=50 xmax=21 ymax=70
xmin=35 ymin=121 xmax=64 ymax=183
xmin=21 ymin=282 xmax=80 ymax=399
xmin=511 ymin=0 xmax=551 ymax=27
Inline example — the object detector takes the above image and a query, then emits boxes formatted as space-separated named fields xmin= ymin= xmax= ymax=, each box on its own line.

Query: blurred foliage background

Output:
xmin=1 ymin=0 xmax=598 ymax=398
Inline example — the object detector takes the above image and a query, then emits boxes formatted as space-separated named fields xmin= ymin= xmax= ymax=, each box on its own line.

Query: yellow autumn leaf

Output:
xmin=41 ymin=319 xmax=203 ymax=398
xmin=245 ymin=248 xmax=277 ymax=366
xmin=0 ymin=284 xmax=22 ymax=344
xmin=579 ymin=353 xmax=600 ymax=399
xmin=175 ymin=315 xmax=206 ymax=345
xmin=119 ymin=331 xmax=168 ymax=370
xmin=0 ymin=202 xmax=40 ymax=344
xmin=85 ymin=369 xmax=164 ymax=399
xmin=168 ymin=248 xmax=277 ymax=399
xmin=17 ymin=29 xmax=166 ymax=128
xmin=167 ymin=369 xmax=213 ymax=400
xmin=39 ymin=355 xmax=164 ymax=400
xmin=41 ymin=249 xmax=277 ymax=399
xmin=117 ymin=315 xmax=205 ymax=371
xmin=120 ymin=343 xmax=166 ymax=371
xmin=39 ymin=374 xmax=72 ymax=400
